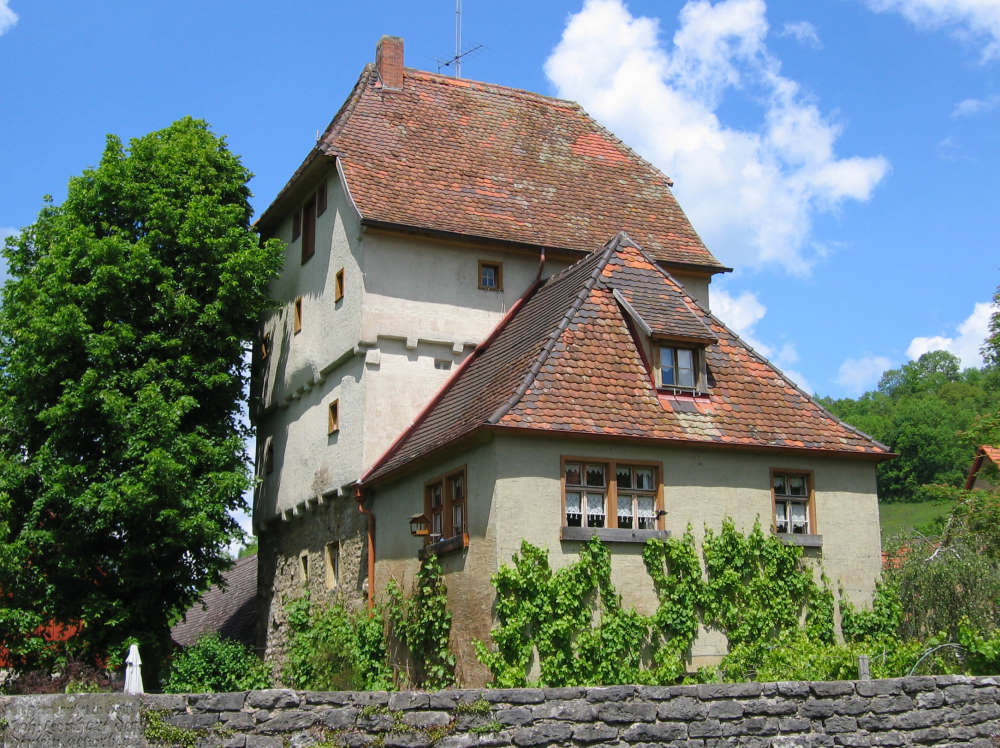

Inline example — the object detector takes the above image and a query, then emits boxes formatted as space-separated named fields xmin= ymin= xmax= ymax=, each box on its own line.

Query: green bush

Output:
xmin=282 ymin=595 xmax=392 ymax=691
xmin=161 ymin=634 xmax=271 ymax=693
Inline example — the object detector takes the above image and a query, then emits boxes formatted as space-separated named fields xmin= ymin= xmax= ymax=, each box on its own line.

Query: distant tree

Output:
xmin=984 ymin=284 xmax=1000 ymax=367
xmin=821 ymin=351 xmax=998 ymax=502
xmin=0 ymin=118 xmax=283 ymax=683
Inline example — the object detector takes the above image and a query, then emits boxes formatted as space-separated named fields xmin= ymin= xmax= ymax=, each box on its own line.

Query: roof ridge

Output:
xmin=403 ymin=67 xmax=582 ymax=109
xmin=320 ymin=64 xmax=377 ymax=151
xmin=486 ymin=243 xmax=616 ymax=425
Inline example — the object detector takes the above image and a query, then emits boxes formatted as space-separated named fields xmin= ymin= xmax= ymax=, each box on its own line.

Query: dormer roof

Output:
xmin=258 ymin=47 xmax=729 ymax=274
xmin=362 ymin=233 xmax=891 ymax=485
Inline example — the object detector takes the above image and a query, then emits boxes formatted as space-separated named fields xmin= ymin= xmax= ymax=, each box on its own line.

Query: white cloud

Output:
xmin=836 ymin=355 xmax=892 ymax=395
xmin=906 ymin=300 xmax=999 ymax=367
xmin=780 ymin=20 xmax=822 ymax=48
xmin=864 ymin=0 xmax=1000 ymax=61
xmin=0 ymin=1 xmax=17 ymax=36
xmin=545 ymin=0 xmax=888 ymax=275
xmin=712 ymin=287 xmax=812 ymax=391
xmin=952 ymin=93 xmax=1000 ymax=117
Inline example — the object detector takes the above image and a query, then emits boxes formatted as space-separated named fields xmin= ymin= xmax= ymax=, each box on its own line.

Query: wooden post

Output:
xmin=858 ymin=655 xmax=871 ymax=681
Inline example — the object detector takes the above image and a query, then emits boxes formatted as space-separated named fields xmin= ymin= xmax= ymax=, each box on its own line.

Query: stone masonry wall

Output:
xmin=2 ymin=676 xmax=999 ymax=747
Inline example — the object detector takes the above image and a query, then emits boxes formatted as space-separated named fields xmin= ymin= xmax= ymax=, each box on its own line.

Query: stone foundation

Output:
xmin=257 ymin=494 xmax=368 ymax=670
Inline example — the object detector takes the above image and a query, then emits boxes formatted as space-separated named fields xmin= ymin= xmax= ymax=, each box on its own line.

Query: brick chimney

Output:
xmin=376 ymin=35 xmax=404 ymax=90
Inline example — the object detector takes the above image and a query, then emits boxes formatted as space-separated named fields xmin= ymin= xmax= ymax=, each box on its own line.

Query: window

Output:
xmin=301 ymin=194 xmax=316 ymax=264
xmin=260 ymin=331 xmax=271 ymax=361
xmin=422 ymin=467 xmax=469 ymax=551
xmin=324 ymin=541 xmax=339 ymax=590
xmin=478 ymin=261 xmax=503 ymax=291
xmin=264 ymin=437 xmax=275 ymax=475
xmin=328 ymin=400 xmax=339 ymax=434
xmin=292 ymin=210 xmax=301 ymax=241
xmin=563 ymin=458 xmax=662 ymax=531
xmin=657 ymin=346 xmax=697 ymax=389
xmin=772 ymin=470 xmax=814 ymax=535
xmin=299 ymin=552 xmax=309 ymax=586
xmin=316 ymin=182 xmax=327 ymax=216
xmin=294 ymin=297 xmax=303 ymax=334
xmin=335 ymin=268 xmax=345 ymax=302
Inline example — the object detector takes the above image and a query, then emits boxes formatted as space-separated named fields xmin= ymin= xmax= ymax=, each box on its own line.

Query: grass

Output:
xmin=879 ymin=499 xmax=956 ymax=542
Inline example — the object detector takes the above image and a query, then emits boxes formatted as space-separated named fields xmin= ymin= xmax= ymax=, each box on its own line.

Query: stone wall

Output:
xmin=2 ymin=676 xmax=998 ymax=747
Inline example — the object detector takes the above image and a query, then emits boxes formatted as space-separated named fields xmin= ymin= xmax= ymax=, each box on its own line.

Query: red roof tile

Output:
xmin=262 ymin=65 xmax=727 ymax=272
xmin=363 ymin=234 xmax=890 ymax=484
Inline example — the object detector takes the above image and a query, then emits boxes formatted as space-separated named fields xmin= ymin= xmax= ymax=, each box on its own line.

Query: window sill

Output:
xmin=418 ymin=533 xmax=469 ymax=560
xmin=775 ymin=533 xmax=823 ymax=548
xmin=560 ymin=526 xmax=670 ymax=544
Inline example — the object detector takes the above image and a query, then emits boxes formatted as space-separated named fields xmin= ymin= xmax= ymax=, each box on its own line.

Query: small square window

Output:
xmin=335 ymin=268 xmax=344 ymax=302
xmin=478 ymin=261 xmax=503 ymax=291
xmin=294 ymin=297 xmax=303 ymax=334
xmin=328 ymin=400 xmax=339 ymax=435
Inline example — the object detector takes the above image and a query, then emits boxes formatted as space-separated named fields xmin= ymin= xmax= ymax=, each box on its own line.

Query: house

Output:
xmin=964 ymin=445 xmax=1000 ymax=491
xmin=251 ymin=36 xmax=891 ymax=683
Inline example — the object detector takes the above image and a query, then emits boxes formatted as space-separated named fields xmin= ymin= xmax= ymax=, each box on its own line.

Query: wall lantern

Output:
xmin=409 ymin=513 xmax=429 ymax=537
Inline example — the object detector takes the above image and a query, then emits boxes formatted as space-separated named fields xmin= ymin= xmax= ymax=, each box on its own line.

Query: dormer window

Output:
xmin=655 ymin=344 xmax=707 ymax=392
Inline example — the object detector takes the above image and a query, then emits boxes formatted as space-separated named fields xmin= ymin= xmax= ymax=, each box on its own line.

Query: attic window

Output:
xmin=294 ymin=297 xmax=303 ymax=334
xmin=317 ymin=182 xmax=327 ymax=216
xmin=656 ymin=344 xmax=707 ymax=392
xmin=335 ymin=268 xmax=345 ymax=302
xmin=292 ymin=211 xmax=301 ymax=241
xmin=478 ymin=261 xmax=503 ymax=291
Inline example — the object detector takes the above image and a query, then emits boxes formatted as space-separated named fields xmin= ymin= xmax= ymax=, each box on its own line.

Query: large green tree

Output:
xmin=0 ymin=118 xmax=283 ymax=680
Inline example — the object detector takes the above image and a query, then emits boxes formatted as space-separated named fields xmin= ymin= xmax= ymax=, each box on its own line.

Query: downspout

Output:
xmin=354 ymin=485 xmax=375 ymax=612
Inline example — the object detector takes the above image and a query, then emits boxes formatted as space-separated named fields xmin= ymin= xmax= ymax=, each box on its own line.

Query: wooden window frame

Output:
xmin=770 ymin=468 xmax=817 ymax=536
xmin=301 ymin=194 xmax=316 ymax=264
xmin=294 ymin=297 xmax=303 ymax=334
xmin=335 ymin=268 xmax=345 ymax=302
xmin=478 ymin=260 xmax=503 ymax=291
xmin=560 ymin=456 xmax=665 ymax=532
xmin=328 ymin=400 xmax=339 ymax=435
xmin=421 ymin=466 xmax=469 ymax=555
xmin=655 ymin=344 xmax=705 ymax=391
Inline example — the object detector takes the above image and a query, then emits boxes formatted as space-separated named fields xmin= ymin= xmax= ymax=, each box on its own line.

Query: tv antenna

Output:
xmin=436 ymin=0 xmax=482 ymax=78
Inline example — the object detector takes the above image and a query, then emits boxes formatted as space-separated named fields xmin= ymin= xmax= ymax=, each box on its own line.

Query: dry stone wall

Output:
xmin=2 ymin=675 xmax=999 ymax=747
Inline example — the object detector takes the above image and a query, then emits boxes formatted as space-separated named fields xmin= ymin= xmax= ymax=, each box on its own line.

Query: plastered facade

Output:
xmin=369 ymin=432 xmax=882 ymax=685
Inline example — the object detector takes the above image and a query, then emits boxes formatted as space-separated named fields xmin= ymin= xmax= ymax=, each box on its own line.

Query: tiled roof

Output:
xmin=363 ymin=234 xmax=890 ymax=484
xmin=308 ymin=66 xmax=726 ymax=271
xmin=170 ymin=554 xmax=257 ymax=650
xmin=965 ymin=445 xmax=1000 ymax=489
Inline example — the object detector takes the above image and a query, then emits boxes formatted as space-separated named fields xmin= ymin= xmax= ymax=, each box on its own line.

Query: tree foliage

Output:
xmin=0 ymin=118 xmax=284 ymax=680
xmin=161 ymin=633 xmax=271 ymax=693
xmin=820 ymin=351 xmax=1000 ymax=502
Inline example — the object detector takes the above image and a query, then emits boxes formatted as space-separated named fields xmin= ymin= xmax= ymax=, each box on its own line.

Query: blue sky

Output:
xmin=1 ymin=0 xmax=998 ymax=401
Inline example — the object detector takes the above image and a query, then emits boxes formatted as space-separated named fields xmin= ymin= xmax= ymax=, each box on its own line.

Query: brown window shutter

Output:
xmin=292 ymin=210 xmax=301 ymax=241
xmin=317 ymin=183 xmax=327 ymax=216
xmin=301 ymin=195 xmax=316 ymax=263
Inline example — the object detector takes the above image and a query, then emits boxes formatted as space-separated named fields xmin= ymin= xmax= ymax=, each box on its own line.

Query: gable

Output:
xmin=363 ymin=234 xmax=890 ymax=485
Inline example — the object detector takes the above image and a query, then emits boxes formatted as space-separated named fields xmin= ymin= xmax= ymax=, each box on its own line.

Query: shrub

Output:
xmin=161 ymin=634 xmax=271 ymax=693
xmin=3 ymin=659 xmax=115 ymax=695
xmin=282 ymin=595 xmax=392 ymax=691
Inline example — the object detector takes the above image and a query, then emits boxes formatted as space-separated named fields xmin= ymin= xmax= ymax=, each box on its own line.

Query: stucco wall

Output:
xmin=369 ymin=433 xmax=882 ymax=683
